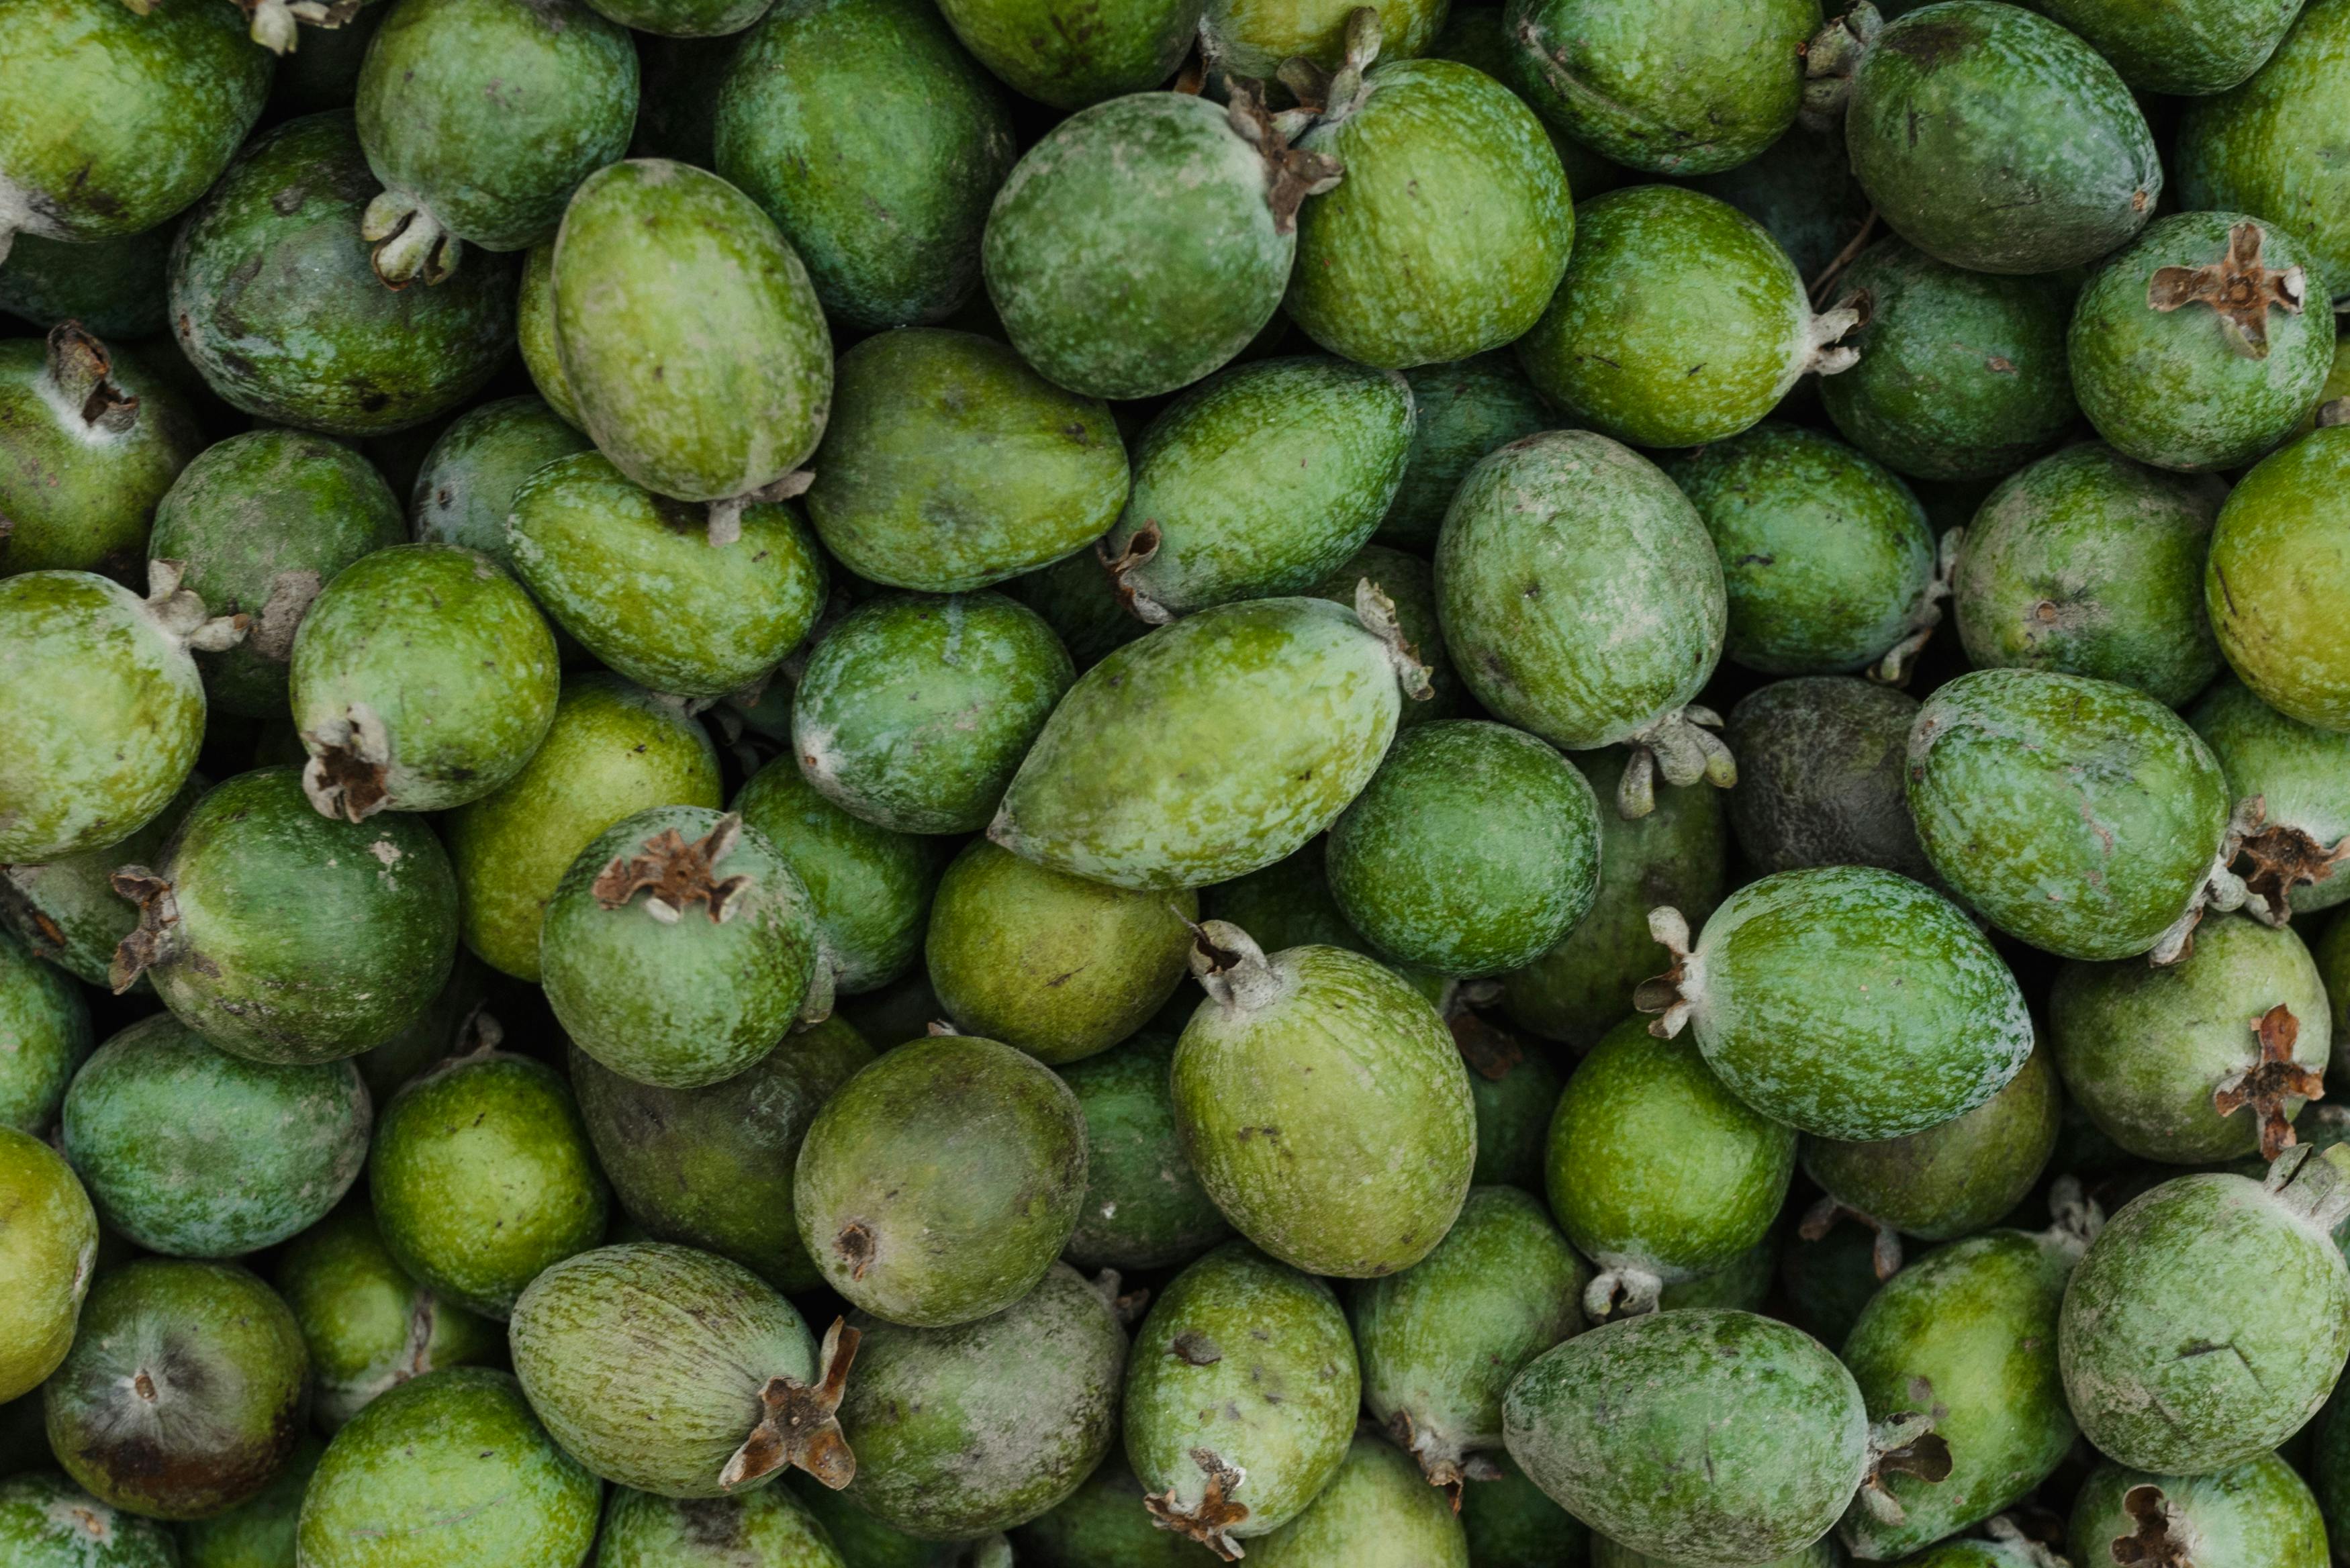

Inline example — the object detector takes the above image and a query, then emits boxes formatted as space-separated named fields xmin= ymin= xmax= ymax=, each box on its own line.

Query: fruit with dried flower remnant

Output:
xmin=2067 ymin=1453 xmax=2326 ymax=1568
xmin=0 ymin=324 xmax=200 ymax=577
xmin=2192 ymin=675 xmax=2350 ymax=919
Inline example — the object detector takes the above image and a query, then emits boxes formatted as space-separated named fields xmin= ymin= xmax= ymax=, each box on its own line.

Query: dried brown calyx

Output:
xmin=1088 ymin=1267 xmax=1150 ymax=1325
xmin=1852 ymin=1409 xmax=1953 ymax=1526
xmin=301 ymin=701 xmax=394 ymax=823
xmin=1871 ymin=526 xmax=1961 ymax=687
xmin=2147 ymin=220 xmax=2306 ymax=360
xmin=2110 ymin=1483 xmax=2196 ymax=1567
xmin=833 ymin=1221 xmax=876 ymax=1280
xmin=2229 ymin=795 xmax=2350 ymax=922
xmin=720 ymin=1317 xmax=860 ymax=1492
xmin=1448 ymin=1008 xmax=1524 ymax=1081
xmin=44 ymin=321 xmax=139 ymax=434
xmin=707 ymin=471 xmax=815 ymax=548
xmin=1633 ymin=906 xmax=1699 ymax=1038
xmin=1799 ymin=1195 xmax=1906 ymax=1280
xmin=1226 ymin=77 xmax=1343 ymax=236
xmin=107 ymin=869 xmax=182 ymax=994
xmin=592 ymin=814 xmax=752 ymax=924
xmin=1143 ymin=1447 xmax=1252 ymax=1561
xmin=1617 ymin=707 xmax=1736 ymax=820
xmin=2213 ymin=1003 xmax=2324 ymax=1161
xmin=1384 ymin=1408 xmax=1501 ymax=1507
xmin=1098 ymin=521 xmax=1172 ymax=626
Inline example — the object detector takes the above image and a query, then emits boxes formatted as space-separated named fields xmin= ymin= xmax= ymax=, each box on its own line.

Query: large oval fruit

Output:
xmin=0 ymin=1126 xmax=96 ymax=1403
xmin=0 ymin=325 xmax=199 ymax=577
xmin=2204 ymin=426 xmax=2350 ymax=730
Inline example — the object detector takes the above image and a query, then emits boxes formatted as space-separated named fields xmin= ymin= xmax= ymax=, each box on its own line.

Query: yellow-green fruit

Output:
xmin=0 ymin=1126 xmax=97 ymax=1402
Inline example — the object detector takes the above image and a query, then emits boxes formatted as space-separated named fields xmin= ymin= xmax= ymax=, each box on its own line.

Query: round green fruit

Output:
xmin=2192 ymin=675 xmax=2350 ymax=917
xmin=0 ymin=1126 xmax=96 ymax=1403
xmin=0 ymin=1472 xmax=177 ymax=1568
xmin=2071 ymin=1453 xmax=2326 ymax=1568
xmin=176 ymin=1432 xmax=320 ymax=1568
xmin=1203 ymin=0 xmax=1442 ymax=77
xmin=2205 ymin=426 xmax=2350 ymax=730
xmin=1722 ymin=677 xmax=1933 ymax=883
xmin=1376 ymin=353 xmax=1554 ymax=551
xmin=596 ymin=1484 xmax=849 ymax=1568
xmin=410 ymin=395 xmax=593 ymax=567
xmin=733 ymin=752 xmax=938 ymax=995
xmin=0 ymin=769 xmax=204 ymax=994
xmin=1246 ymin=1432 xmax=1468 ymax=1567
xmin=0 ymin=930 xmax=89 ymax=1132
xmin=1058 ymin=1031 xmax=1231 ymax=1273
xmin=0 ymin=326 xmax=199 ymax=577
xmin=0 ymin=227 xmax=171 ymax=340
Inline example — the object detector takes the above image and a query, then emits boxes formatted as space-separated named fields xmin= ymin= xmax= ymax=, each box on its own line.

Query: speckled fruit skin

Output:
xmin=1517 ymin=187 xmax=1832 ymax=450
xmin=2316 ymin=1385 xmax=2350 ymax=1565
xmin=1672 ymin=422 xmax=1935 ymax=677
xmin=0 ymin=0 xmax=269 ymax=252
xmin=839 ymin=1263 xmax=1124 ymax=1538
xmin=0 ymin=1126 xmax=95 ymax=1402
xmin=1504 ymin=1310 xmax=1867 ymax=1568
xmin=2178 ymin=0 xmax=2350 ymax=304
xmin=1352 ymin=1186 xmax=1587 ymax=1489
xmin=794 ymin=1032 xmax=1087 ymax=1327
xmin=933 ymin=0 xmax=1199 ymax=106
xmin=1013 ymin=1457 xmax=1225 ymax=1566
xmin=1840 ymin=0 xmax=2160 ymax=275
xmin=0 ymin=1472 xmax=177 ymax=1567
xmin=598 ymin=1485 xmax=847 ymax=1568
xmin=1104 ymin=356 xmax=1414 ymax=617
xmin=44 ymin=1259 xmax=308 ymax=1521
xmin=552 ymin=160 xmax=832 ymax=507
xmin=446 ymin=675 xmax=720 ymax=983
xmin=0 ymin=929 xmax=89 ymax=1132
xmin=0 ymin=228 xmax=171 ymax=339
xmin=2071 ymin=1453 xmax=2325 ymax=1568
xmin=508 ymin=1242 xmax=820 ymax=1498
xmin=0 ymin=331 xmax=199 ymax=577
xmin=1 ymin=771 xmax=204 ymax=994
xmin=2193 ymin=676 xmax=2350 ymax=916
xmin=1060 ymin=1032 xmax=1232 ymax=1273
xmin=1724 ymin=678 xmax=1933 ymax=882
xmin=734 ymin=752 xmax=938 ymax=995
xmin=1377 ymin=354 xmax=1554 ymax=551
xmin=369 ymin=1050 xmax=608 ymax=1319
xmin=1954 ymin=443 xmax=2223 ymax=707
xmin=1505 ymin=0 xmax=1814 ymax=175
xmin=169 ymin=114 xmax=517 ymax=436
xmin=516 ymin=242 xmax=581 ymax=428
xmin=1249 ymin=1432 xmax=1468 ymax=1567
xmin=298 ymin=1367 xmax=601 ymax=1568
xmin=177 ymin=1430 xmax=319 ymax=1568
xmin=982 ymin=93 xmax=1300 ymax=401
xmin=803 ymin=330 xmax=1126 ymax=593
xmin=410 ymin=395 xmax=592 ymax=567
xmin=61 ymin=1013 xmax=369 ymax=1259
xmin=1205 ymin=0 xmax=1442 ymax=76
xmin=2206 ymin=427 xmax=2350 ymax=730
xmin=991 ymin=595 xmax=1409 ymax=889
xmin=2040 ymin=0 xmax=2303 ymax=94
xmin=1458 ymin=1452 xmax=1591 ymax=1568
xmin=1123 ymin=1242 xmax=1362 ymax=1549
xmin=123 ymin=767 xmax=459 ymax=1065
xmin=715 ymin=0 xmax=1013 ymax=330
xmin=1818 ymin=239 xmax=2079 ymax=483
xmin=787 ymin=1477 xmax=992 ymax=1568
xmin=1590 ymin=1534 xmax=1839 ymax=1568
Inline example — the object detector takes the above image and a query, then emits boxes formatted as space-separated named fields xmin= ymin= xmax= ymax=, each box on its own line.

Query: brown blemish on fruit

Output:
xmin=833 ymin=1222 xmax=875 ymax=1280
xmin=2112 ymin=1483 xmax=2194 ymax=1567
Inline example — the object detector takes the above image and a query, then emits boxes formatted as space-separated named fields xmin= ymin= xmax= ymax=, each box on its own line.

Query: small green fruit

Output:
xmin=177 ymin=1432 xmax=320 ymax=1568
xmin=410 ymin=395 xmax=594 ymax=567
xmin=0 ymin=1472 xmax=177 ymax=1568
xmin=0 ymin=770 xmax=205 ymax=993
xmin=733 ymin=751 xmax=939 ymax=996
xmin=1376 ymin=354 xmax=1554 ymax=552
xmin=933 ymin=0 xmax=1201 ymax=106
xmin=2192 ymin=675 xmax=2350 ymax=917
xmin=0 ymin=325 xmax=199 ymax=577
xmin=0 ymin=1126 xmax=96 ymax=1403
xmin=1010 ymin=1457 xmax=1224 ymax=1566
xmin=0 ymin=930 xmax=90 ymax=1132
xmin=1245 ymin=1432 xmax=1469 ymax=1567
xmin=1059 ymin=1032 xmax=1232 ymax=1273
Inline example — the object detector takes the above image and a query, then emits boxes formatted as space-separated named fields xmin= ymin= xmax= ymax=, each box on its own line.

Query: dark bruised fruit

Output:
xmin=1376 ymin=355 xmax=1554 ymax=553
xmin=0 ymin=228 xmax=171 ymax=340
xmin=1012 ymin=1457 xmax=1225 ymax=1566
xmin=0 ymin=929 xmax=89 ymax=1132
xmin=595 ymin=1484 xmax=850 ymax=1568
xmin=0 ymin=1472 xmax=179 ymax=1568
xmin=0 ymin=324 xmax=199 ymax=577
xmin=175 ymin=1433 xmax=319 ymax=1568
xmin=1246 ymin=1431 xmax=1468 ymax=1567
xmin=43 ymin=1258 xmax=308 ymax=1521
xmin=409 ymin=395 xmax=593 ymax=567
xmin=933 ymin=0 xmax=1201 ymax=107
xmin=1060 ymin=1032 xmax=1233 ymax=1273
xmin=1459 ymin=1451 xmax=1590 ymax=1568
xmin=0 ymin=1126 xmax=97 ymax=1403
xmin=2192 ymin=675 xmax=2350 ymax=919
xmin=2070 ymin=1453 xmax=2326 ymax=1568
xmin=1724 ymin=678 xmax=1934 ymax=884
xmin=2204 ymin=426 xmax=2350 ymax=732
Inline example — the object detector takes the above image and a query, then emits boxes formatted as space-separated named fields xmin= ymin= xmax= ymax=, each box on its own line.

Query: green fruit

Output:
xmin=2304 ymin=1384 xmax=2350 ymax=1565
xmin=61 ymin=1013 xmax=368 ymax=1258
xmin=169 ymin=113 xmax=518 ymax=437
xmin=2071 ymin=1453 xmax=2324 ymax=1568
xmin=1102 ymin=356 xmax=1413 ymax=619
xmin=1592 ymin=1535 xmax=1841 ymax=1568
xmin=596 ymin=1484 xmax=849 ymax=1568
xmin=1173 ymin=924 xmax=1474 ymax=1275
xmin=1779 ymin=1221 xmax=1886 ymax=1352
xmin=1953 ymin=443 xmax=2223 ymax=707
xmin=2192 ymin=675 xmax=2350 ymax=917
xmin=714 ymin=0 xmax=1013 ymax=330
xmin=0 ymin=771 xmax=203 ymax=994
xmin=1010 ymin=1457 xmax=1223 ymax=1566
xmin=0 ymin=326 xmax=199 ymax=577
xmin=0 ymin=1472 xmax=177 ymax=1567
xmin=1817 ymin=238 xmax=2079 ymax=483
xmin=2206 ymin=426 xmax=2350 ymax=730
xmin=1678 ymin=122 xmax=1868 ymax=282
xmin=369 ymin=1049 xmax=608 ymax=1318
xmin=1246 ymin=1432 xmax=1468 ymax=1567
xmin=0 ymin=226 xmax=169 ymax=339
xmin=44 ymin=1259 xmax=308 ymax=1520
xmin=1352 ymin=1185 xmax=1587 ymax=1489
xmin=1203 ymin=0 xmax=1441 ymax=75
xmin=1058 ymin=1032 xmax=1231 ymax=1273
xmin=516 ymin=242 xmax=582 ymax=429
xmin=177 ymin=1433 xmax=320 ymax=1568
xmin=508 ymin=1242 xmax=844 ymax=1498
xmin=0 ymin=1126 xmax=96 ymax=1402
xmin=991 ymin=593 xmax=1417 ymax=889
xmin=1642 ymin=863 xmax=2035 ymax=1139
xmin=0 ymin=930 xmax=89 ymax=1132
xmin=802 ymin=330 xmax=1125 ymax=593
xmin=1828 ymin=0 xmax=2161 ymax=275
xmin=795 ymin=1032 xmax=1087 ymax=1326
xmin=1310 ymin=545 xmax=1483 ymax=732
xmin=1517 ymin=186 xmax=1852 ymax=450
xmin=932 ymin=0 xmax=1200 ymax=106
xmin=1656 ymin=1236 xmax=1779 ymax=1315
xmin=109 ymin=767 xmax=459 ymax=1065
xmin=1722 ymin=678 xmax=1934 ymax=883
xmin=1123 ymin=1241 xmax=1361 ymax=1555
xmin=552 ymin=159 xmax=832 ymax=511
xmin=1908 ymin=669 xmax=2244 ymax=962
xmin=734 ymin=753 xmax=938 ymax=995
xmin=581 ymin=0 xmax=763 ymax=36
xmin=410 ymin=395 xmax=594 ymax=567
xmin=297 ymin=1367 xmax=601 ymax=1568
xmin=786 ymin=1475 xmax=999 ymax=1568
xmin=273 ymin=1200 xmax=501 ymax=1431
xmin=1457 ymin=1019 xmax=1564 ymax=1189
xmin=2060 ymin=1145 xmax=2350 ymax=1473
xmin=1199 ymin=837 xmax=1366 ymax=955
xmin=2037 ymin=0 xmax=2302 ymax=94
xmin=1458 ymin=1452 xmax=1590 ymax=1568
xmin=1376 ymin=354 xmax=1554 ymax=551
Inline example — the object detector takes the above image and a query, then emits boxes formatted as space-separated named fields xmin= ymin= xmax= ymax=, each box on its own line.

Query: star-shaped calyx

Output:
xmin=719 ymin=1317 xmax=859 ymax=1492
xmin=591 ymin=814 xmax=752 ymax=924
xmin=2213 ymin=1003 xmax=2325 ymax=1161
xmin=1144 ymin=1448 xmax=1252 ymax=1561
xmin=2147 ymin=219 xmax=2306 ymax=359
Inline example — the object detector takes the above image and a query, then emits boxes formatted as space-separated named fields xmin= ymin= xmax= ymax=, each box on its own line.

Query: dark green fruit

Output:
xmin=1198 ymin=837 xmax=1368 ymax=957
xmin=0 ymin=769 xmax=204 ymax=993
xmin=2038 ymin=0 xmax=2302 ymax=94
xmin=516 ymin=242 xmax=581 ymax=429
xmin=176 ymin=1433 xmax=320 ymax=1568
xmin=1246 ymin=1432 xmax=1468 ymax=1566
xmin=1011 ymin=1457 xmax=1223 ymax=1566
xmin=0 ymin=1471 xmax=177 ymax=1567
xmin=937 ymin=0 xmax=1199 ymax=105
xmin=734 ymin=751 xmax=939 ymax=996
xmin=2206 ymin=426 xmax=2350 ymax=730
xmin=2071 ymin=1453 xmax=2326 ymax=1568
xmin=2192 ymin=675 xmax=2350 ymax=918
xmin=1376 ymin=354 xmax=1554 ymax=551
xmin=0 ymin=929 xmax=89 ymax=1132
xmin=410 ymin=395 xmax=593 ymax=568
xmin=1779 ymin=1219 xmax=1887 ymax=1351
xmin=1724 ymin=677 xmax=1934 ymax=883
xmin=0 ymin=325 xmax=199 ymax=577
xmin=1060 ymin=1032 xmax=1231 ymax=1273
xmin=1679 ymin=122 xmax=1869 ymax=282
xmin=596 ymin=1484 xmax=849 ymax=1568
xmin=1458 ymin=1451 xmax=1590 ymax=1568
xmin=1455 ymin=1016 xmax=1564 ymax=1189
xmin=0 ymin=228 xmax=171 ymax=339
xmin=789 ymin=1473 xmax=1004 ymax=1567
xmin=1202 ymin=0 xmax=1443 ymax=77
xmin=1594 ymin=1536 xmax=1840 ymax=1567
xmin=0 ymin=1126 xmax=97 ymax=1402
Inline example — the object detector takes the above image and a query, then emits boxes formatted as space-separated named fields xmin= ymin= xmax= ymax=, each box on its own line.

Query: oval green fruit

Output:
xmin=733 ymin=750 xmax=938 ymax=995
xmin=1203 ymin=0 xmax=1442 ymax=77
xmin=2036 ymin=0 xmax=2302 ymax=95
xmin=516 ymin=241 xmax=582 ymax=429
xmin=0 ymin=1472 xmax=177 ymax=1568
xmin=1058 ymin=1031 xmax=1231 ymax=1273
xmin=1722 ymin=677 xmax=1933 ymax=883
xmin=932 ymin=0 xmax=1201 ymax=107
xmin=2192 ymin=675 xmax=2350 ymax=917
xmin=596 ymin=1484 xmax=848 ymax=1568
xmin=0 ymin=930 xmax=90 ymax=1132
xmin=0 ymin=1126 xmax=96 ymax=1403
xmin=410 ymin=395 xmax=594 ymax=565
xmin=0 ymin=326 xmax=199 ymax=577
xmin=2205 ymin=426 xmax=2350 ymax=730
xmin=1247 ymin=1432 xmax=1468 ymax=1567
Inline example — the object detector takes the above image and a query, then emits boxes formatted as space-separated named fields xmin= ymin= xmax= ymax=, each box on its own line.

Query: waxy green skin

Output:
xmin=149 ymin=429 xmax=407 ymax=718
xmin=1351 ymin=1186 xmax=1587 ymax=1487
xmin=62 ymin=1013 xmax=369 ymax=1259
xmin=933 ymin=0 xmax=1200 ymax=107
xmin=2193 ymin=676 xmax=2350 ymax=916
xmin=2315 ymin=1385 xmax=2350 ymax=1567
xmin=1505 ymin=0 xmax=1813 ymax=174
xmin=1 ymin=770 xmax=205 ymax=992
xmin=1289 ymin=57 xmax=1572 ymax=372
xmin=1517 ymin=187 xmax=1826 ymax=450
xmin=1437 ymin=432 xmax=1726 ymax=752
xmin=0 ymin=1126 xmax=95 ymax=1402
xmin=1459 ymin=1452 xmax=1590 ymax=1568
xmin=796 ymin=593 xmax=1072 ymax=836
xmin=0 ymin=333 xmax=199 ymax=577
xmin=0 ymin=929 xmax=89 ymax=1132
xmin=715 ymin=0 xmax=1015 ymax=330
xmin=446 ymin=675 xmax=722 ymax=983
xmin=841 ymin=1263 xmax=1125 ymax=1538
xmin=1313 ymin=544 xmax=1466 ymax=725
xmin=1661 ymin=865 xmax=2036 ymax=1139
xmin=993 ymin=595 xmax=1407 ymax=889
xmin=598 ymin=1485 xmax=848 ymax=1568
xmin=1204 ymin=0 xmax=1443 ymax=76
xmin=1060 ymin=1032 xmax=1232 ymax=1272
xmin=1329 ymin=720 xmax=1602 ymax=977
xmin=1819 ymin=240 xmax=2078 ymax=483
xmin=927 ymin=841 xmax=1196 ymax=1065
xmin=1659 ymin=1236 xmax=1778 ymax=1314
xmin=508 ymin=1242 xmax=816 ymax=1498
xmin=1549 ymin=1019 xmax=1795 ymax=1300
xmin=0 ymin=228 xmax=171 ymax=340
xmin=582 ymin=0 xmax=764 ymax=36
xmin=2051 ymin=914 xmax=2331 ymax=1163
xmin=1107 ymin=356 xmax=1415 ymax=616
xmin=2072 ymin=1454 xmax=2326 ymax=1568
xmin=0 ymin=1473 xmax=177 ymax=1567
xmin=982 ymin=93 xmax=1298 ymax=401
xmin=2205 ymin=426 xmax=2350 ymax=730
xmin=2071 ymin=213 xmax=2338 ymax=474
xmin=803 ymin=330 xmax=1127 ymax=593
xmin=1725 ymin=678 xmax=1934 ymax=883
xmin=517 ymin=242 xmax=582 ymax=428
xmin=2061 ymin=1152 xmax=2350 ymax=1473
xmin=1503 ymin=1310 xmax=1867 ymax=1568
xmin=2038 ymin=0 xmax=2302 ymax=94
xmin=410 ymin=396 xmax=592 ymax=569
xmin=735 ymin=752 xmax=938 ymax=995
xmin=1954 ymin=443 xmax=2223 ymax=708
xmin=0 ymin=0 xmax=268 ymax=250
xmin=44 ymin=1259 xmax=309 ymax=1521
xmin=1378 ymin=354 xmax=1554 ymax=551
xmin=1908 ymin=669 xmax=2238 ymax=961
xmin=1123 ymin=1242 xmax=1362 ymax=1546
xmin=127 ymin=767 xmax=459 ymax=1065
xmin=169 ymin=114 xmax=517 ymax=436
xmin=795 ymin=1033 xmax=1088 ymax=1326
xmin=1842 ymin=0 xmax=2160 ymax=275
xmin=369 ymin=1050 xmax=608 ymax=1318
xmin=1673 ymin=422 xmax=1934 ymax=677
xmin=1248 ymin=1433 xmax=1469 ymax=1568
xmin=177 ymin=1431 xmax=320 ymax=1568
xmin=1013 ymin=1458 xmax=1224 ymax=1566
xmin=1803 ymin=1044 xmax=2060 ymax=1242
xmin=297 ymin=1367 xmax=601 ymax=1568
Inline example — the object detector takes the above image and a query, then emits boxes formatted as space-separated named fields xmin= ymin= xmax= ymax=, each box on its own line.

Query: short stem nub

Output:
xmin=107 ymin=868 xmax=180 ymax=994
xmin=1871 ymin=526 xmax=1959 ymax=687
xmin=1189 ymin=920 xmax=1286 ymax=1013
xmin=1355 ymin=579 xmax=1433 ymax=700
xmin=364 ymin=191 xmax=460 ymax=288
xmin=45 ymin=322 xmax=138 ymax=434
xmin=1143 ymin=1447 xmax=1252 ymax=1561
xmin=1619 ymin=707 xmax=1735 ymax=819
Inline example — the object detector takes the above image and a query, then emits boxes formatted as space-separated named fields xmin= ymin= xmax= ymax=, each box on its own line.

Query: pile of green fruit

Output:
xmin=4 ymin=0 xmax=2350 ymax=1559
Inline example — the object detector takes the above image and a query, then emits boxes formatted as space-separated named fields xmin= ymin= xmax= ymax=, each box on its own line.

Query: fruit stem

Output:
xmin=590 ymin=814 xmax=754 ymax=924
xmin=1633 ymin=906 xmax=1698 ymax=1038
xmin=1583 ymin=1265 xmax=1664 ymax=1320
xmin=1617 ymin=707 xmax=1736 ymax=819
xmin=707 ymin=471 xmax=814 ymax=547
xmin=1983 ymin=1515 xmax=2070 ymax=1568
xmin=1189 ymin=920 xmax=1287 ymax=1013
xmin=1854 ymin=1410 xmax=1952 ymax=1525
xmin=301 ymin=702 xmax=395 ymax=822
xmin=1803 ymin=293 xmax=1867 ymax=377
xmin=1225 ymin=79 xmax=1344 ymax=236
xmin=2037 ymin=1175 xmax=2105 ymax=1264
xmin=1799 ymin=3 xmax=1882 ymax=132
xmin=363 ymin=191 xmax=461 ymax=289
xmin=1142 ymin=1447 xmax=1252 ymax=1561
xmin=2147 ymin=797 xmax=2267 ymax=965
xmin=42 ymin=322 xmax=140 ymax=434
xmin=1798 ymin=1195 xmax=1905 ymax=1279
xmin=105 ymin=869 xmax=182 ymax=994
xmin=1098 ymin=521 xmax=1173 ymax=626
xmin=2146 ymin=219 xmax=2305 ymax=362
xmin=143 ymin=560 xmax=250 ymax=653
